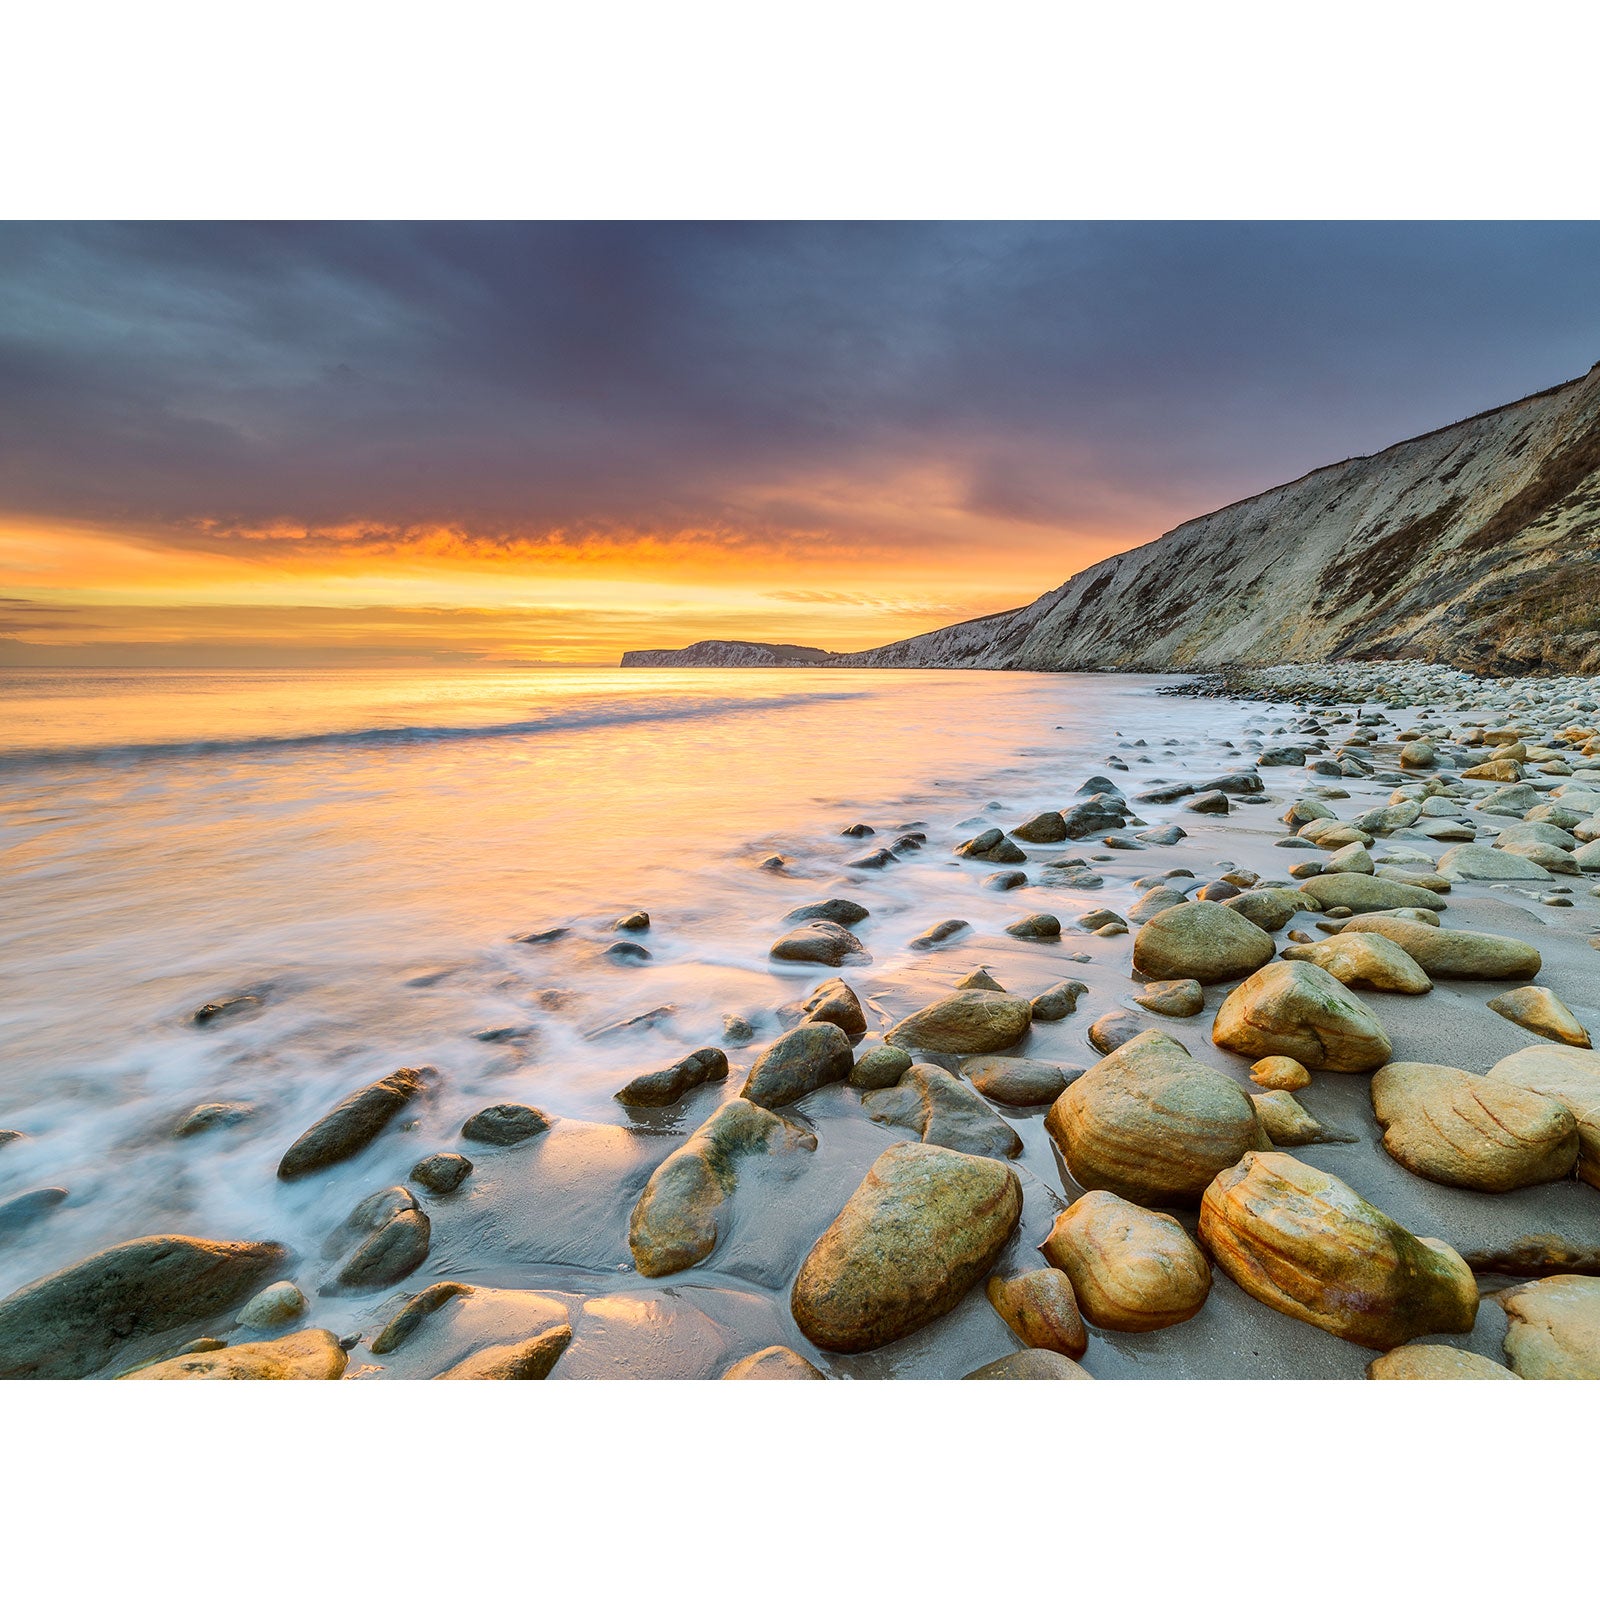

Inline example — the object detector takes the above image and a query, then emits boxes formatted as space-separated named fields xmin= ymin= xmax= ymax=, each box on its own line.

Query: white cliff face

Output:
xmin=621 ymin=640 xmax=838 ymax=667
xmin=835 ymin=361 xmax=1600 ymax=677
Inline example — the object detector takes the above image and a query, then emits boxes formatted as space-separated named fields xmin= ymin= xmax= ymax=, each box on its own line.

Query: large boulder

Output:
xmin=1339 ymin=915 xmax=1541 ymax=980
xmin=122 ymin=1328 xmax=347 ymax=1381
xmin=863 ymin=1063 xmax=1022 ymax=1158
xmin=1044 ymin=1029 xmax=1266 ymax=1206
xmin=1488 ymin=1043 xmax=1600 ymax=1187
xmin=885 ymin=991 xmax=1032 ymax=1054
xmin=1199 ymin=1151 xmax=1478 ymax=1350
xmin=1213 ymin=961 xmax=1392 ymax=1073
xmin=740 ymin=1022 xmax=854 ymax=1109
xmin=1040 ymin=1189 xmax=1211 ymax=1331
xmin=630 ymin=1100 xmax=814 ymax=1276
xmin=1499 ymin=1275 xmax=1600 ymax=1379
xmin=791 ymin=1143 xmax=1022 ymax=1353
xmin=1295 ymin=874 xmax=1446 ymax=913
xmin=1371 ymin=1061 xmax=1579 ymax=1192
xmin=0 ymin=1235 xmax=287 ymax=1379
xmin=1280 ymin=932 xmax=1431 ymax=995
xmin=277 ymin=1066 xmax=433 ymax=1179
xmin=1131 ymin=901 xmax=1276 ymax=984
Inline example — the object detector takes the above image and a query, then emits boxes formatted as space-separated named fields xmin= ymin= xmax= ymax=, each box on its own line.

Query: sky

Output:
xmin=3 ymin=220 xmax=1600 ymax=668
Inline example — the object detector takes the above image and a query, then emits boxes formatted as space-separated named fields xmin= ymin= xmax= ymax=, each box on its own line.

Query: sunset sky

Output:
xmin=4 ymin=221 xmax=1600 ymax=667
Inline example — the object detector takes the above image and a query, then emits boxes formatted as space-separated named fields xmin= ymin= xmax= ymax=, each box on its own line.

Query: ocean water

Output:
xmin=0 ymin=666 xmax=1263 ymax=1335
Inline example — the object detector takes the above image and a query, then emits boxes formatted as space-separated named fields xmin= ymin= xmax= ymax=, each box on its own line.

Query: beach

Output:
xmin=2 ymin=663 xmax=1598 ymax=1378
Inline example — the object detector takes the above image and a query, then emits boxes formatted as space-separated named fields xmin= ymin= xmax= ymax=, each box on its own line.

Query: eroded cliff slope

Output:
xmin=839 ymin=361 xmax=1600 ymax=676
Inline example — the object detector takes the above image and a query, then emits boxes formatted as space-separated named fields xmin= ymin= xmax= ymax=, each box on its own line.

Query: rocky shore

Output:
xmin=3 ymin=661 xmax=1600 ymax=1380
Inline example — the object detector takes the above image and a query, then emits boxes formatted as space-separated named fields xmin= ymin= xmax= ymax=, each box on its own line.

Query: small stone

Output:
xmin=769 ymin=920 xmax=868 ymax=967
xmin=849 ymin=1037 xmax=912 ymax=1091
xmin=722 ymin=1014 xmax=755 ymax=1044
xmin=1368 ymin=1346 xmax=1518 ymax=1380
xmin=956 ymin=967 xmax=1006 ymax=991
xmin=331 ymin=1188 xmax=431 ymax=1290
xmin=1280 ymin=932 xmax=1432 ymax=994
xmin=615 ymin=1048 xmax=730 ymax=1107
xmin=278 ymin=1066 xmax=434 ymax=1180
xmin=435 ymin=1325 xmax=573 ymax=1380
xmin=1250 ymin=1055 xmax=1312 ymax=1090
xmin=1012 ymin=811 xmax=1069 ymax=843
xmin=910 ymin=918 xmax=970 ymax=950
xmin=235 ymin=1280 xmax=306 ymax=1330
xmin=1087 ymin=1010 xmax=1146 ymax=1055
xmin=1251 ymin=1090 xmax=1353 ymax=1146
xmin=784 ymin=898 xmax=870 ymax=926
xmin=863 ymin=1064 xmax=1022 ymax=1158
xmin=605 ymin=941 xmax=652 ymax=961
xmin=1487 ymin=987 xmax=1592 ymax=1048
xmin=462 ymin=1103 xmax=550 ymax=1146
xmin=1487 ymin=1043 xmax=1600 ymax=1186
xmin=983 ymin=869 xmax=1028 ymax=891
xmin=1006 ymin=913 xmax=1062 ymax=940
xmin=190 ymin=995 xmax=264 ymax=1027
xmin=123 ymin=1328 xmax=347 ymax=1381
xmin=963 ymin=1349 xmax=1094 ymax=1379
xmin=741 ymin=1022 xmax=854 ymax=1108
xmin=985 ymin=1268 xmax=1088 ymax=1358
xmin=800 ymin=979 xmax=868 ymax=1036
xmin=614 ymin=910 xmax=651 ymax=932
xmin=409 ymin=1153 xmax=473 ymax=1195
xmin=886 ymin=991 xmax=1033 ymax=1055
xmin=963 ymin=1056 xmax=1077 ymax=1107
xmin=1338 ymin=915 xmax=1541 ymax=980
xmin=1031 ymin=979 xmax=1088 ymax=1021
xmin=1135 ymin=979 xmax=1204 ymax=1018
xmin=1040 ymin=1190 xmax=1211 ymax=1332
xmin=173 ymin=1102 xmax=256 ymax=1139
xmin=722 ymin=1345 xmax=828 ymax=1380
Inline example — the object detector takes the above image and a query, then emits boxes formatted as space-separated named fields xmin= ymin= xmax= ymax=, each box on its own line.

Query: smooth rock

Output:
xmin=1488 ymin=1043 xmax=1600 ymax=1186
xmin=1368 ymin=1346 xmax=1518 ymax=1380
xmin=1280 ymin=931 xmax=1432 ymax=994
xmin=1134 ymin=979 xmax=1204 ymax=1018
xmin=1045 ymin=1028 xmax=1266 ymax=1206
xmin=234 ymin=1280 xmax=306 ymax=1330
xmin=964 ymin=1056 xmax=1077 ymax=1107
xmin=1499 ymin=1275 xmax=1600 ymax=1378
xmin=770 ymin=920 xmax=869 ymax=967
xmin=1031 ymin=979 xmax=1088 ymax=1022
xmin=722 ymin=1345 xmax=828 ymax=1379
xmin=791 ymin=1143 xmax=1022 ymax=1354
xmin=863 ymin=1064 xmax=1023 ymax=1158
xmin=1487 ymin=987 xmax=1592 ymax=1048
xmin=963 ymin=1349 xmax=1093 ymax=1379
xmin=462 ymin=1103 xmax=550 ymax=1146
xmin=785 ymin=898 xmax=869 ymax=927
xmin=277 ymin=1066 xmax=433 ymax=1179
xmin=886 ymin=991 xmax=1032 ymax=1055
xmin=1006 ymin=913 xmax=1061 ymax=940
xmin=1131 ymin=901 xmax=1276 ymax=984
xmin=1252 ymin=1090 xmax=1354 ymax=1146
xmin=1040 ymin=1190 xmax=1211 ymax=1332
xmin=123 ymin=1328 xmax=347 ymax=1381
xmin=1199 ymin=1151 xmax=1478 ymax=1350
xmin=1213 ymin=961 xmax=1392 ymax=1072
xmin=1087 ymin=1009 xmax=1147 ymax=1055
xmin=1339 ymin=915 xmax=1542 ymax=980
xmin=985 ymin=1268 xmax=1088 ymax=1358
xmin=435 ymin=1325 xmax=573 ymax=1380
xmin=799 ymin=978 xmax=868 ymax=1037
xmin=615 ymin=1048 xmax=729 ymax=1107
xmin=1436 ymin=844 xmax=1551 ymax=882
xmin=1250 ymin=1055 xmax=1312 ymax=1090
xmin=849 ymin=1038 xmax=912 ymax=1091
xmin=1296 ymin=873 xmax=1447 ymax=913
xmin=741 ymin=1022 xmax=854 ymax=1108
xmin=910 ymin=919 xmax=970 ymax=950
xmin=410 ymin=1153 xmax=473 ymax=1194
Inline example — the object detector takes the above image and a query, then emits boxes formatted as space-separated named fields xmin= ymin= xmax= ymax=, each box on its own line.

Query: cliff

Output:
xmin=621 ymin=639 xmax=840 ymax=668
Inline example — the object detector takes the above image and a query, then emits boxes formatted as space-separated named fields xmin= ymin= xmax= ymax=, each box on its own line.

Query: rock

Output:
xmin=1368 ymin=1346 xmax=1518 ymax=1380
xmin=1128 ymin=885 xmax=1191 ymax=923
xmin=886 ymin=991 xmax=1032 ymax=1055
xmin=1252 ymin=1090 xmax=1353 ymax=1146
xmin=123 ymin=1328 xmax=347 ymax=1381
xmin=962 ymin=1349 xmax=1094 ymax=1379
xmin=1031 ymin=979 xmax=1088 ymax=1022
xmin=234 ymin=1281 xmax=306 ymax=1330
xmin=277 ymin=1066 xmax=433 ymax=1179
xmin=847 ymin=848 xmax=899 ymax=870
xmin=964 ymin=1057 xmax=1077 ymax=1107
xmin=1131 ymin=901 xmax=1276 ymax=984
xmin=1370 ymin=1061 xmax=1578 ymax=1192
xmin=1250 ymin=1055 xmax=1312 ymax=1090
xmin=785 ymin=898 xmax=869 ymax=926
xmin=850 ymin=1038 xmax=912 ymax=1091
xmin=605 ymin=941 xmax=652 ymax=961
xmin=722 ymin=1345 xmax=828 ymax=1380
xmin=983 ymin=869 xmax=1028 ymax=891
xmin=1437 ymin=843 xmax=1552 ymax=882
xmin=863 ymin=1064 xmax=1022 ymax=1158
xmin=434 ymin=1325 xmax=573 ymax=1379
xmin=1462 ymin=758 xmax=1525 ymax=783
xmin=1059 ymin=798 xmax=1129 ymax=837
xmin=1045 ymin=1028 xmax=1266 ymax=1206
xmin=722 ymin=1014 xmax=755 ymax=1044
xmin=956 ymin=967 xmax=1006 ymax=991
xmin=0 ymin=1235 xmax=288 ymax=1379
xmin=1012 ymin=811 xmax=1068 ymax=843
xmin=955 ymin=829 xmax=1027 ymax=863
xmin=0 ymin=1188 xmax=67 ymax=1238
xmin=1226 ymin=887 xmax=1313 ymax=931
xmin=791 ymin=1143 xmax=1022 ymax=1353
xmin=1136 ymin=825 xmax=1186 ymax=845
xmin=332 ymin=1187 xmax=431 ymax=1289
xmin=1499 ymin=1275 xmax=1600 ymax=1378
xmin=1487 ymin=987 xmax=1592 ymax=1048
xmin=769 ymin=920 xmax=869 ymax=967
xmin=1326 ymin=841 xmax=1374 ymax=874
xmin=1199 ymin=1151 xmax=1477 ymax=1350
xmin=614 ymin=1048 xmax=730 ymax=1107
xmin=1040 ymin=1190 xmax=1211 ymax=1332
xmin=462 ymin=1103 xmax=550 ymax=1146
xmin=1213 ymin=961 xmax=1391 ymax=1072
xmin=369 ymin=1281 xmax=475 ymax=1353
xmin=173 ymin=1102 xmax=256 ymax=1138
xmin=1296 ymin=873 xmax=1446 ymax=913
xmin=984 ymin=1267 xmax=1088 ymax=1357
xmin=410 ymin=1152 xmax=473 ymax=1194
xmin=1280 ymin=932 xmax=1432 ymax=994
xmin=1083 ymin=1009 xmax=1142 ymax=1055
xmin=1195 ymin=879 xmax=1240 ymax=902
xmin=741 ymin=1022 xmax=854 ymax=1108
xmin=1184 ymin=789 xmax=1229 ymax=815
xmin=1459 ymin=1235 xmax=1600 ymax=1277
xmin=614 ymin=910 xmax=651 ymax=932
xmin=1134 ymin=979 xmax=1204 ymax=1018
xmin=1488 ymin=1043 xmax=1600 ymax=1186
xmin=910 ymin=919 xmax=970 ymax=950
xmin=630 ymin=1099 xmax=816 ymax=1276
xmin=1006 ymin=913 xmax=1061 ymax=940
xmin=1339 ymin=915 xmax=1541 ymax=980
xmin=799 ymin=979 xmax=868 ymax=1037
xmin=512 ymin=925 xmax=570 ymax=944
xmin=190 ymin=994 xmax=264 ymax=1026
